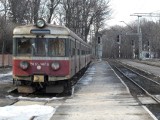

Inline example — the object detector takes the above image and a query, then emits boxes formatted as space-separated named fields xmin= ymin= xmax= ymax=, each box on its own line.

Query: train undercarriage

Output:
xmin=14 ymin=78 xmax=74 ymax=95
xmin=13 ymin=66 xmax=87 ymax=95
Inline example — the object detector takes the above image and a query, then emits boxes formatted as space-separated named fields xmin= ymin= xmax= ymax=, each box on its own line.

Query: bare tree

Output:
xmin=8 ymin=0 xmax=41 ymax=24
xmin=102 ymin=25 xmax=138 ymax=59
xmin=141 ymin=20 xmax=160 ymax=58
xmin=31 ymin=0 xmax=41 ymax=23
xmin=8 ymin=0 xmax=30 ymax=23
xmin=0 ymin=0 xmax=14 ymax=54
xmin=102 ymin=19 xmax=160 ymax=59
xmin=62 ymin=0 xmax=111 ymax=42
xmin=47 ymin=0 xmax=61 ymax=23
xmin=94 ymin=0 xmax=111 ymax=32
xmin=0 ymin=0 xmax=9 ymax=22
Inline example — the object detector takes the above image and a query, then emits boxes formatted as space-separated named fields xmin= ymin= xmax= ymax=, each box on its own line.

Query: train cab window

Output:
xmin=16 ymin=38 xmax=32 ymax=55
xmin=34 ymin=38 xmax=46 ymax=56
xmin=48 ymin=38 xmax=65 ymax=56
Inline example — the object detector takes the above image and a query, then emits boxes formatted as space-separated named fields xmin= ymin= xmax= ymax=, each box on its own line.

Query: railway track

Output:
xmin=108 ymin=60 xmax=160 ymax=104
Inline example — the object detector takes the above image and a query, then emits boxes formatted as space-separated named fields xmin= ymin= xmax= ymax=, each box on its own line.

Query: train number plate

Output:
xmin=33 ymin=75 xmax=44 ymax=82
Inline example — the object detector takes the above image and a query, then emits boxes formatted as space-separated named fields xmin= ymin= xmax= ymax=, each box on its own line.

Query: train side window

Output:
xmin=72 ymin=48 xmax=75 ymax=56
xmin=76 ymin=42 xmax=80 ymax=55
xmin=81 ymin=50 xmax=85 ymax=55
xmin=65 ymin=39 xmax=69 ymax=56
xmin=77 ymin=49 xmax=80 ymax=55
xmin=70 ymin=40 xmax=75 ymax=57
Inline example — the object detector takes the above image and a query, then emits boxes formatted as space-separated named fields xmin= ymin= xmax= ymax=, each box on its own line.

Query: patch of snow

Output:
xmin=0 ymin=71 xmax=13 ymax=83
xmin=6 ymin=95 xmax=64 ymax=102
xmin=0 ymin=105 xmax=56 ymax=120
xmin=0 ymin=71 xmax=12 ymax=78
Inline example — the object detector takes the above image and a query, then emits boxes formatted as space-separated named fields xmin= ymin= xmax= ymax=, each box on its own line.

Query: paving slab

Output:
xmin=138 ymin=96 xmax=157 ymax=104
xmin=50 ymin=61 xmax=154 ymax=120
xmin=0 ymin=98 xmax=16 ymax=107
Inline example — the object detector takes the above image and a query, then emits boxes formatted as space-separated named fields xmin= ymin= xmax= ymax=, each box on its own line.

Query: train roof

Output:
xmin=13 ymin=24 xmax=89 ymax=46
xmin=14 ymin=24 xmax=71 ymax=35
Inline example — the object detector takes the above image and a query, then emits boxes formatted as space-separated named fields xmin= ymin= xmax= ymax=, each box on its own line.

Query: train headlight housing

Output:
xmin=51 ymin=62 xmax=60 ymax=71
xmin=36 ymin=19 xmax=45 ymax=28
xmin=20 ymin=61 xmax=29 ymax=70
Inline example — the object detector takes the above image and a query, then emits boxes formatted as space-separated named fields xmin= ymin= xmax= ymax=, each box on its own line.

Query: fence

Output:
xmin=0 ymin=54 xmax=12 ymax=67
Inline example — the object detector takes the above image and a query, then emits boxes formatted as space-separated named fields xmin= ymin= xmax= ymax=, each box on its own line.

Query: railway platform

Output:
xmin=50 ymin=60 xmax=154 ymax=120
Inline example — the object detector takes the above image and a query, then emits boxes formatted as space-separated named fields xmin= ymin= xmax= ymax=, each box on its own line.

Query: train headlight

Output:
xmin=20 ymin=61 xmax=29 ymax=70
xmin=36 ymin=19 xmax=45 ymax=28
xmin=51 ymin=62 xmax=60 ymax=71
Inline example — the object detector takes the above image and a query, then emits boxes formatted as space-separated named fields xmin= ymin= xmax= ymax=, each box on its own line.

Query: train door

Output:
xmin=74 ymin=39 xmax=77 ymax=74
xmin=85 ymin=46 xmax=87 ymax=66
xmin=71 ymin=39 xmax=76 ymax=76
xmin=81 ymin=44 xmax=85 ymax=68
xmin=76 ymin=41 xmax=80 ymax=73
xmin=79 ymin=42 xmax=81 ymax=70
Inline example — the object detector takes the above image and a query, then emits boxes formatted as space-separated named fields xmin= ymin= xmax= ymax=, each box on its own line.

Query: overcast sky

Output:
xmin=107 ymin=0 xmax=160 ymax=26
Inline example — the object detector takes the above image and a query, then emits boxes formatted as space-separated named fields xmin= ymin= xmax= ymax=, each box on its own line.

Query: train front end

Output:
xmin=13 ymin=19 xmax=70 ymax=93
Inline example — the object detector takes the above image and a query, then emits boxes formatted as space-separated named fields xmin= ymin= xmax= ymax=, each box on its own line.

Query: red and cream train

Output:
xmin=12 ymin=19 xmax=91 ymax=94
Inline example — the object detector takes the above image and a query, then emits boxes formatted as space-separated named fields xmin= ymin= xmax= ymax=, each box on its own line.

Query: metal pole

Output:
xmin=2 ymin=41 xmax=4 ymax=67
xmin=133 ymin=45 xmax=135 ymax=59
xmin=149 ymin=46 xmax=151 ymax=58
xmin=148 ymin=41 xmax=151 ymax=58
xmin=118 ymin=35 xmax=121 ymax=58
xmin=137 ymin=16 xmax=142 ymax=59
xmin=119 ymin=45 xmax=121 ymax=58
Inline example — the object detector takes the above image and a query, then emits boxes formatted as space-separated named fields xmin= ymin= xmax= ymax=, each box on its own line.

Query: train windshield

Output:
xmin=33 ymin=38 xmax=47 ymax=56
xmin=48 ymin=38 xmax=65 ymax=56
xmin=15 ymin=38 xmax=65 ymax=57
xmin=16 ymin=38 xmax=32 ymax=55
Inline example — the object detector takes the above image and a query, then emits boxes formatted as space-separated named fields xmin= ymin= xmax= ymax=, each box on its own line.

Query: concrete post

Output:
xmin=137 ymin=16 xmax=142 ymax=59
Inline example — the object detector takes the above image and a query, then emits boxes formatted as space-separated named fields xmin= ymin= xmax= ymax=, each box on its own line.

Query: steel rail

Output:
xmin=113 ymin=64 xmax=160 ymax=104
xmin=119 ymin=62 xmax=160 ymax=85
